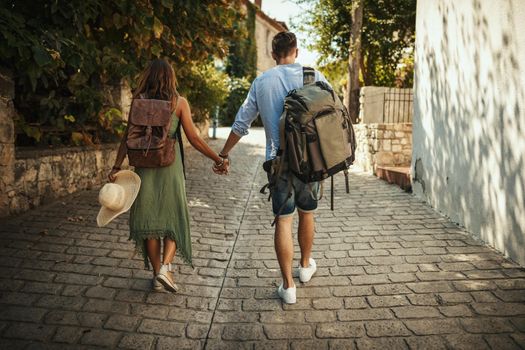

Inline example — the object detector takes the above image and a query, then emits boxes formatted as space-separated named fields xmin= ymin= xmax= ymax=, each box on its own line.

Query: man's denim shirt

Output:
xmin=231 ymin=63 xmax=328 ymax=160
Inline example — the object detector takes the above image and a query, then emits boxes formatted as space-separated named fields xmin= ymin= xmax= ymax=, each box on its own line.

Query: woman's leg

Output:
xmin=157 ymin=238 xmax=179 ymax=292
xmin=162 ymin=237 xmax=177 ymax=265
xmin=146 ymin=239 xmax=162 ymax=275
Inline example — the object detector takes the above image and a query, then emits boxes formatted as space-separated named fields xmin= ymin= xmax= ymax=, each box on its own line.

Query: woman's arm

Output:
xmin=178 ymin=97 xmax=226 ymax=169
xmin=108 ymin=126 xmax=128 ymax=182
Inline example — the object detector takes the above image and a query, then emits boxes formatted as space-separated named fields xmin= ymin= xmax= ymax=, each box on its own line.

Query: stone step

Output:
xmin=376 ymin=165 xmax=411 ymax=191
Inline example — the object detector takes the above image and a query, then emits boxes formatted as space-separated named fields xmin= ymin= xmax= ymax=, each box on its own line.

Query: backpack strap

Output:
xmin=173 ymin=97 xmax=186 ymax=179
xmin=303 ymin=66 xmax=315 ymax=86
xmin=330 ymin=175 xmax=334 ymax=211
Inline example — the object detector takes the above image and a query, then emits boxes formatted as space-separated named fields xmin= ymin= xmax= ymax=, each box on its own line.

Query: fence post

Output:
xmin=212 ymin=106 xmax=219 ymax=140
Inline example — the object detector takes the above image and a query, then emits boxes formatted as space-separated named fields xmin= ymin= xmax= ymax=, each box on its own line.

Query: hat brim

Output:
xmin=97 ymin=170 xmax=141 ymax=227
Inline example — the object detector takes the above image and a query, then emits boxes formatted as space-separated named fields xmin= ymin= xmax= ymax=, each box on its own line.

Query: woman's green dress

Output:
xmin=129 ymin=113 xmax=192 ymax=268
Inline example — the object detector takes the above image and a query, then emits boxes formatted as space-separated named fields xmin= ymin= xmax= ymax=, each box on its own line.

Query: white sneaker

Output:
xmin=152 ymin=277 xmax=163 ymax=292
xmin=156 ymin=264 xmax=179 ymax=293
xmin=277 ymin=283 xmax=296 ymax=304
xmin=298 ymin=258 xmax=317 ymax=283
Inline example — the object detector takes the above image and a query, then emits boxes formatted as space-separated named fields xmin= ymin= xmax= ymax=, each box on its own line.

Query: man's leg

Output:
xmin=274 ymin=215 xmax=295 ymax=289
xmin=298 ymin=211 xmax=315 ymax=268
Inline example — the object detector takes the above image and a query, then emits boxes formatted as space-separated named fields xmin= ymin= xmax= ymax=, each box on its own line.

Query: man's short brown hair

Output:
xmin=272 ymin=31 xmax=297 ymax=58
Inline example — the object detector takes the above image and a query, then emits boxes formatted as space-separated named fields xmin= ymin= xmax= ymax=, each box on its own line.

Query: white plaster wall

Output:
xmin=412 ymin=0 xmax=525 ymax=265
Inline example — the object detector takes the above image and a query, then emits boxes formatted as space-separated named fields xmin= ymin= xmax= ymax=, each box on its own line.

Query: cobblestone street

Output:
xmin=1 ymin=129 xmax=524 ymax=349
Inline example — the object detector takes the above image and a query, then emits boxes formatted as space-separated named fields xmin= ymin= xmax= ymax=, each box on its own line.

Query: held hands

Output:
xmin=213 ymin=154 xmax=230 ymax=175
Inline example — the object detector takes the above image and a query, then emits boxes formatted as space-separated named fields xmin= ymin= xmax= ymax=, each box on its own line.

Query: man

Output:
xmin=217 ymin=32 xmax=329 ymax=304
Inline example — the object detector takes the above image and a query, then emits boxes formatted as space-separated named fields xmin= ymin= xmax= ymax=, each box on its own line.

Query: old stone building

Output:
xmin=248 ymin=0 xmax=288 ymax=75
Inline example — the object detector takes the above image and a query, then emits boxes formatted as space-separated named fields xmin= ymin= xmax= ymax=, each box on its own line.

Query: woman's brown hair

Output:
xmin=133 ymin=59 xmax=179 ymax=106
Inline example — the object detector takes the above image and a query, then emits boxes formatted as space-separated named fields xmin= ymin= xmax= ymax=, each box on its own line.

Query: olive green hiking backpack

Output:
xmin=262 ymin=67 xmax=356 ymax=218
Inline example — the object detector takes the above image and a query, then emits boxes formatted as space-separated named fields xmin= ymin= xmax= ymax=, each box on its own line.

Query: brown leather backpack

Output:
xmin=126 ymin=97 xmax=178 ymax=168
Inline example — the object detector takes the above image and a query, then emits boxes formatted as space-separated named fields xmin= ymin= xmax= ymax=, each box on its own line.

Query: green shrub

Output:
xmin=220 ymin=77 xmax=252 ymax=127
xmin=180 ymin=63 xmax=229 ymax=123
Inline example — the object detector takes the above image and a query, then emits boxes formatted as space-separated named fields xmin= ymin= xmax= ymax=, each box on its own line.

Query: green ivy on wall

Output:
xmin=221 ymin=1 xmax=257 ymax=126
xmin=0 ymin=0 xmax=243 ymax=147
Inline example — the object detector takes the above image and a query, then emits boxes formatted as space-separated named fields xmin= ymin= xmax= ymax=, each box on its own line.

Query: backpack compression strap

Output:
xmin=303 ymin=66 xmax=315 ymax=85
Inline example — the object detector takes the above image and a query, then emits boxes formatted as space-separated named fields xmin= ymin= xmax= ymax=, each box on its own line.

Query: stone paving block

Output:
xmin=312 ymin=297 xmax=344 ymax=310
xmin=445 ymin=334 xmax=490 ymax=349
xmin=146 ymin=293 xmax=185 ymax=307
xmin=351 ymin=274 xmax=390 ymax=285
xmin=344 ymin=297 xmax=368 ymax=309
xmin=115 ymin=289 xmax=147 ymax=303
xmin=259 ymin=311 xmax=305 ymax=323
xmin=221 ymin=324 xmax=265 ymax=341
xmin=186 ymin=323 xmax=210 ymax=339
xmin=405 ymin=282 xmax=453 ymax=294
xmin=118 ymin=333 xmax=156 ymax=349
xmin=3 ymin=322 xmax=55 ymax=342
xmin=484 ymin=334 xmax=522 ymax=350
xmin=168 ymin=309 xmax=212 ymax=324
xmin=0 ymin=291 xmax=39 ymax=306
xmin=290 ymin=339 xmax=331 ymax=350
xmin=54 ymin=272 xmax=102 ymax=286
xmin=44 ymin=310 xmax=79 ymax=326
xmin=472 ymin=302 xmax=525 ymax=316
xmin=82 ymin=299 xmax=129 ymax=316
xmin=316 ymin=322 xmax=365 ymax=338
xmin=510 ymin=333 xmax=525 ymax=348
xmin=0 ymin=306 xmax=48 ymax=322
xmin=104 ymin=314 xmax=141 ymax=331
xmin=470 ymin=291 xmax=499 ymax=303
xmin=52 ymin=326 xmax=84 ymax=344
xmin=80 ymin=328 xmax=122 ymax=347
xmin=137 ymin=318 xmax=185 ymax=336
xmin=407 ymin=293 xmax=441 ymax=306
xmin=332 ymin=286 xmax=373 ymax=297
xmin=404 ymin=319 xmax=459 ymax=335
xmin=493 ymin=290 xmax=525 ymax=302
xmin=374 ymin=284 xmax=412 ymax=295
xmin=405 ymin=335 xmax=448 ymax=350
xmin=338 ymin=308 xmax=394 ymax=321
xmin=365 ymin=320 xmax=412 ymax=337
xmin=305 ymin=310 xmax=337 ymax=323
xmin=392 ymin=306 xmax=441 ymax=319
xmin=83 ymin=285 xmax=117 ymax=300
xmin=367 ymin=295 xmax=409 ymax=308
xmin=264 ymin=324 xmax=313 ymax=339
xmin=460 ymin=318 xmax=515 ymax=333
xmin=355 ymin=337 xmax=408 ymax=349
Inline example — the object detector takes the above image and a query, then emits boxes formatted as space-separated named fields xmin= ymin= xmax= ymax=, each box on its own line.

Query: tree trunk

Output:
xmin=346 ymin=0 xmax=363 ymax=123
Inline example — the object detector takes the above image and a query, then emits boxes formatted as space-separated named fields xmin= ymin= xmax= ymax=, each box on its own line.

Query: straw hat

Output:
xmin=96 ymin=170 xmax=141 ymax=227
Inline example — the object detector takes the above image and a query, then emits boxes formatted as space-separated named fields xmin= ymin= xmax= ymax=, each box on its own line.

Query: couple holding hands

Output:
xmin=99 ymin=32 xmax=322 ymax=304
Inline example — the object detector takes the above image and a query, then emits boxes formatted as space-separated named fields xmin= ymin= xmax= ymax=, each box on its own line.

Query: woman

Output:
xmin=108 ymin=59 xmax=228 ymax=292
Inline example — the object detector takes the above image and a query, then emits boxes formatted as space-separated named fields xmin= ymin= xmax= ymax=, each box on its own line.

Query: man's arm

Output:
xmin=219 ymin=132 xmax=241 ymax=157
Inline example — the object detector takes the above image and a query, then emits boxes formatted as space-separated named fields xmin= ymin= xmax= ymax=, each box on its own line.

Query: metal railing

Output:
xmin=382 ymin=88 xmax=413 ymax=123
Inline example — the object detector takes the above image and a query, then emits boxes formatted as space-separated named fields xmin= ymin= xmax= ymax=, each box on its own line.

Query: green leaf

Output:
xmin=153 ymin=17 xmax=163 ymax=39
xmin=161 ymin=0 xmax=173 ymax=10
xmin=32 ymin=46 xmax=52 ymax=67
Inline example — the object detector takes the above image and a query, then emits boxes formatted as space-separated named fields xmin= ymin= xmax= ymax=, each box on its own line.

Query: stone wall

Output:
xmin=354 ymin=123 xmax=412 ymax=173
xmin=12 ymin=144 xmax=122 ymax=213
xmin=0 ymin=71 xmax=209 ymax=217
xmin=0 ymin=68 xmax=16 ymax=217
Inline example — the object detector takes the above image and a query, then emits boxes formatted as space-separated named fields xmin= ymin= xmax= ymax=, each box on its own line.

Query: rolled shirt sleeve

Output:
xmin=231 ymin=81 xmax=258 ymax=136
